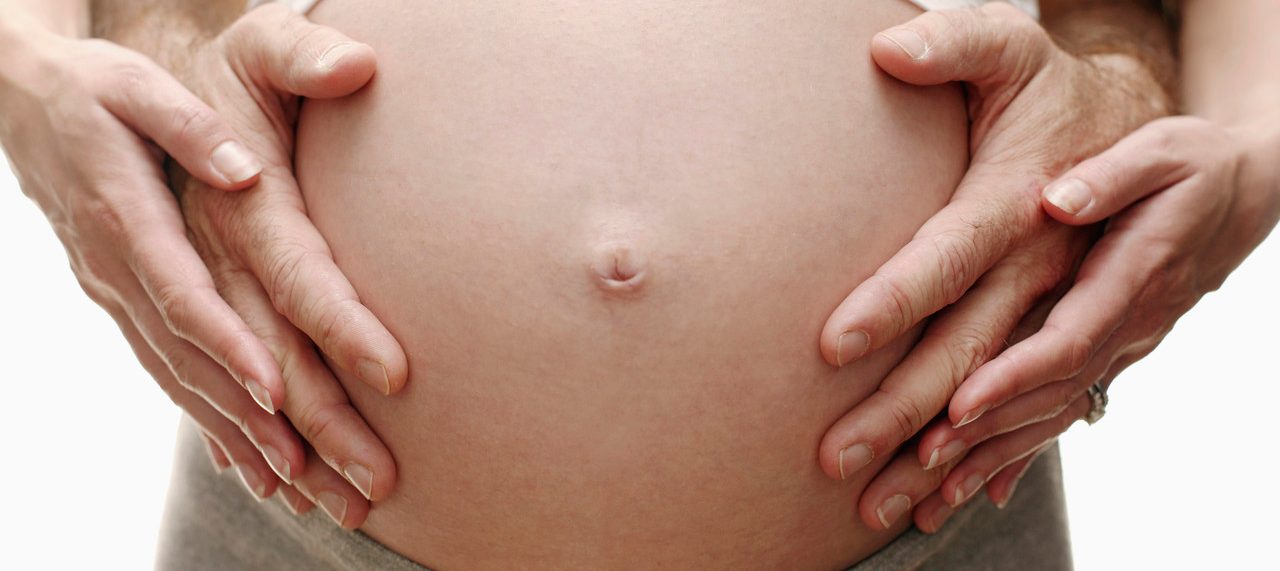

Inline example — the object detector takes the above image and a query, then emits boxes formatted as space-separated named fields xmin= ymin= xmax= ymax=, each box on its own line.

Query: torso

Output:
xmin=295 ymin=1 xmax=967 ymax=568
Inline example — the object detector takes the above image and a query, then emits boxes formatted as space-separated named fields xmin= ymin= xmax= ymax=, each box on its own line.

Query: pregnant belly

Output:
xmin=296 ymin=1 xmax=967 ymax=568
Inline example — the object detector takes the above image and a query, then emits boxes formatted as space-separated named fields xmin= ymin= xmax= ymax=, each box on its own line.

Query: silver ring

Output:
xmin=1085 ymin=382 xmax=1108 ymax=425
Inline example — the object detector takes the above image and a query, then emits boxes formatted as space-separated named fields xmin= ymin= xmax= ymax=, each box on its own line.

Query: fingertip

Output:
xmin=209 ymin=140 xmax=265 ymax=189
xmin=1041 ymin=178 xmax=1097 ymax=223
xmin=305 ymin=42 xmax=377 ymax=97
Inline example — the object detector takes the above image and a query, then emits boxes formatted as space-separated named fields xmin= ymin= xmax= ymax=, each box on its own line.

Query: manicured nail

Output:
xmin=261 ymin=445 xmax=292 ymax=483
xmin=246 ymin=379 xmax=276 ymax=414
xmin=997 ymin=464 xmax=1033 ymax=509
xmin=838 ymin=443 xmax=875 ymax=480
xmin=878 ymin=28 xmax=929 ymax=60
xmin=876 ymin=494 xmax=912 ymax=529
xmin=356 ymin=358 xmax=391 ymax=395
xmin=203 ymin=440 xmax=228 ymax=473
xmin=925 ymin=439 xmax=967 ymax=470
xmin=317 ymin=492 xmax=348 ymax=527
xmin=1043 ymin=178 xmax=1094 ymax=216
xmin=954 ymin=404 xmax=989 ymax=429
xmin=926 ymin=503 xmax=955 ymax=533
xmin=235 ymin=465 xmax=268 ymax=501
xmin=278 ymin=490 xmax=305 ymax=515
xmin=318 ymin=41 xmax=361 ymax=71
xmin=836 ymin=330 xmax=870 ymax=367
xmin=343 ymin=463 xmax=374 ymax=500
xmin=210 ymin=140 xmax=262 ymax=184
xmin=953 ymin=473 xmax=986 ymax=507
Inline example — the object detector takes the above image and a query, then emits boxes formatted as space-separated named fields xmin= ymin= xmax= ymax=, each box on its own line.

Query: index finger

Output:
xmin=236 ymin=174 xmax=408 ymax=395
xmin=820 ymin=171 xmax=1042 ymax=366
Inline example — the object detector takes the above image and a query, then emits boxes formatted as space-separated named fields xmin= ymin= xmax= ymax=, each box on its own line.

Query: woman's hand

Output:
xmin=900 ymin=116 xmax=1280 ymax=526
xmin=160 ymin=5 xmax=411 ymax=528
xmin=0 ymin=5 xmax=407 ymax=527
xmin=810 ymin=3 xmax=1176 ymax=529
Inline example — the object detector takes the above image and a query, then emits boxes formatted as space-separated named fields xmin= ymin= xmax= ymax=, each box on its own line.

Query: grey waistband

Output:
xmin=155 ymin=417 xmax=1071 ymax=570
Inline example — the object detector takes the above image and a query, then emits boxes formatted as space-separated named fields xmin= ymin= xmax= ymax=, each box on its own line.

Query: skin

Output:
xmin=828 ymin=0 xmax=1280 ymax=533
xmin=0 ymin=0 xmax=405 ymax=522
xmin=293 ymin=1 xmax=967 ymax=567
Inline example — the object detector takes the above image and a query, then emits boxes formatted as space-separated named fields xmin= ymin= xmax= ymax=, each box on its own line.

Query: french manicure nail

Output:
xmin=838 ymin=443 xmax=875 ymax=480
xmin=927 ymin=503 xmax=955 ymax=533
xmin=925 ymin=439 xmax=968 ymax=470
xmin=953 ymin=473 xmax=986 ymax=506
xmin=876 ymin=494 xmax=912 ymax=529
xmin=879 ymin=28 xmax=929 ymax=60
xmin=318 ymin=42 xmax=361 ymax=71
xmin=954 ymin=404 xmax=990 ymax=429
xmin=1043 ymin=178 xmax=1094 ymax=215
xmin=343 ymin=463 xmax=374 ymax=500
xmin=210 ymin=140 xmax=262 ymax=184
xmin=317 ymin=492 xmax=348 ymax=527
xmin=836 ymin=330 xmax=870 ymax=367
xmin=278 ymin=490 xmax=304 ymax=515
xmin=261 ymin=445 xmax=292 ymax=483
xmin=356 ymin=358 xmax=392 ymax=395
xmin=246 ymin=379 xmax=276 ymax=414
xmin=997 ymin=465 xmax=1032 ymax=509
xmin=235 ymin=465 xmax=268 ymax=501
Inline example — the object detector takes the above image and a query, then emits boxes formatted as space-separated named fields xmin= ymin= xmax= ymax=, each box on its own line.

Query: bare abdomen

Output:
xmin=296 ymin=1 xmax=966 ymax=568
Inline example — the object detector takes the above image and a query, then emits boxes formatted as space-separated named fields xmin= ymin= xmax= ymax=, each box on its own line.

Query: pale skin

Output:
xmin=5 ymin=0 xmax=1274 ymax=550
xmin=829 ymin=0 xmax=1280 ymax=532
xmin=0 ymin=0 xmax=404 ymax=523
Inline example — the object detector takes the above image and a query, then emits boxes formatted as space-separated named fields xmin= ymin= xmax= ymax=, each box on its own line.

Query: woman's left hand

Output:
xmin=871 ymin=114 xmax=1280 ymax=532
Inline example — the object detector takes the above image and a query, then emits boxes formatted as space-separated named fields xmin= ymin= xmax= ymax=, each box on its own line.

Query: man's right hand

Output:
xmin=0 ymin=5 xmax=405 ymax=527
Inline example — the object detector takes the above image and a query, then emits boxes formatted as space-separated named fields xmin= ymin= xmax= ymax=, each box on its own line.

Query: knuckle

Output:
xmin=872 ymin=275 xmax=916 ymax=337
xmin=883 ymin=390 xmax=929 ymax=442
xmin=154 ymin=282 xmax=197 ymax=331
xmin=168 ymin=101 xmax=219 ymax=144
xmin=929 ymin=229 xmax=982 ymax=305
xmin=945 ymin=324 xmax=997 ymax=381
xmin=291 ymin=399 xmax=345 ymax=447
xmin=1047 ymin=324 xmax=1096 ymax=378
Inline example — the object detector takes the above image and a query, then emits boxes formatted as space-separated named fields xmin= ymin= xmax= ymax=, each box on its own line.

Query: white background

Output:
xmin=1 ymin=156 xmax=1277 ymax=569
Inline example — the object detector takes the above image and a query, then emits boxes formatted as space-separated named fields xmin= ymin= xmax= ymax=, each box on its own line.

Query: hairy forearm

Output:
xmin=1040 ymin=0 xmax=1177 ymax=114
xmin=1180 ymin=0 xmax=1280 ymax=126
xmin=90 ymin=0 xmax=246 ymax=69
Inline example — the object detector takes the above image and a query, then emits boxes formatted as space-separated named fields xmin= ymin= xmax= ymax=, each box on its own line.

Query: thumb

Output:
xmin=1041 ymin=118 xmax=1200 ymax=224
xmin=224 ymin=4 xmax=377 ymax=99
xmin=871 ymin=3 xmax=1051 ymax=90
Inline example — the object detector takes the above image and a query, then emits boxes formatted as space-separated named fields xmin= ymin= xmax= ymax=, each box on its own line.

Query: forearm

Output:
xmin=89 ymin=0 xmax=247 ymax=69
xmin=1040 ymin=0 xmax=1177 ymax=115
xmin=1180 ymin=0 xmax=1280 ymax=127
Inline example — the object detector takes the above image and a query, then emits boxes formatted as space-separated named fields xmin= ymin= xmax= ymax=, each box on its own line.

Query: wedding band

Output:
xmin=1085 ymin=382 xmax=1108 ymax=425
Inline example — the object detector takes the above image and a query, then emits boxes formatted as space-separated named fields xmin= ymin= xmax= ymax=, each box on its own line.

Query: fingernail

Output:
xmin=954 ymin=404 xmax=989 ymax=429
xmin=925 ymin=439 xmax=967 ymax=470
xmin=835 ymin=330 xmax=870 ymax=367
xmin=318 ymin=41 xmax=362 ymax=71
xmin=317 ymin=492 xmax=349 ymax=527
xmin=246 ymin=379 xmax=276 ymax=413
xmin=876 ymin=494 xmax=912 ymax=529
xmin=838 ymin=443 xmax=875 ymax=480
xmin=1043 ymin=178 xmax=1094 ymax=215
xmin=356 ymin=358 xmax=392 ymax=395
xmin=261 ymin=445 xmax=292 ymax=483
xmin=878 ymin=28 xmax=929 ymax=60
xmin=278 ymin=491 xmax=302 ymax=515
xmin=926 ymin=503 xmax=955 ymax=533
xmin=997 ymin=464 xmax=1033 ymax=510
xmin=210 ymin=140 xmax=262 ymax=184
xmin=953 ymin=473 xmax=986 ymax=507
xmin=343 ymin=463 xmax=374 ymax=500
xmin=235 ymin=465 xmax=268 ymax=501
xmin=203 ymin=441 xmax=228 ymax=473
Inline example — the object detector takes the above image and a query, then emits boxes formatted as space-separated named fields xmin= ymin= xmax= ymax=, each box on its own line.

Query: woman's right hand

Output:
xmin=0 ymin=6 xmax=404 ymax=526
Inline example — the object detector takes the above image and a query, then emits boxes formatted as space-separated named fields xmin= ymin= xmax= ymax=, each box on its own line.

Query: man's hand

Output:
xmin=163 ymin=5 xmax=410 ymax=528
xmin=812 ymin=3 xmax=1174 ymax=531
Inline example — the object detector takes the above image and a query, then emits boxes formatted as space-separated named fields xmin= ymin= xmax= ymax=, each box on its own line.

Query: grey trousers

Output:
xmin=156 ymin=417 xmax=1072 ymax=570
